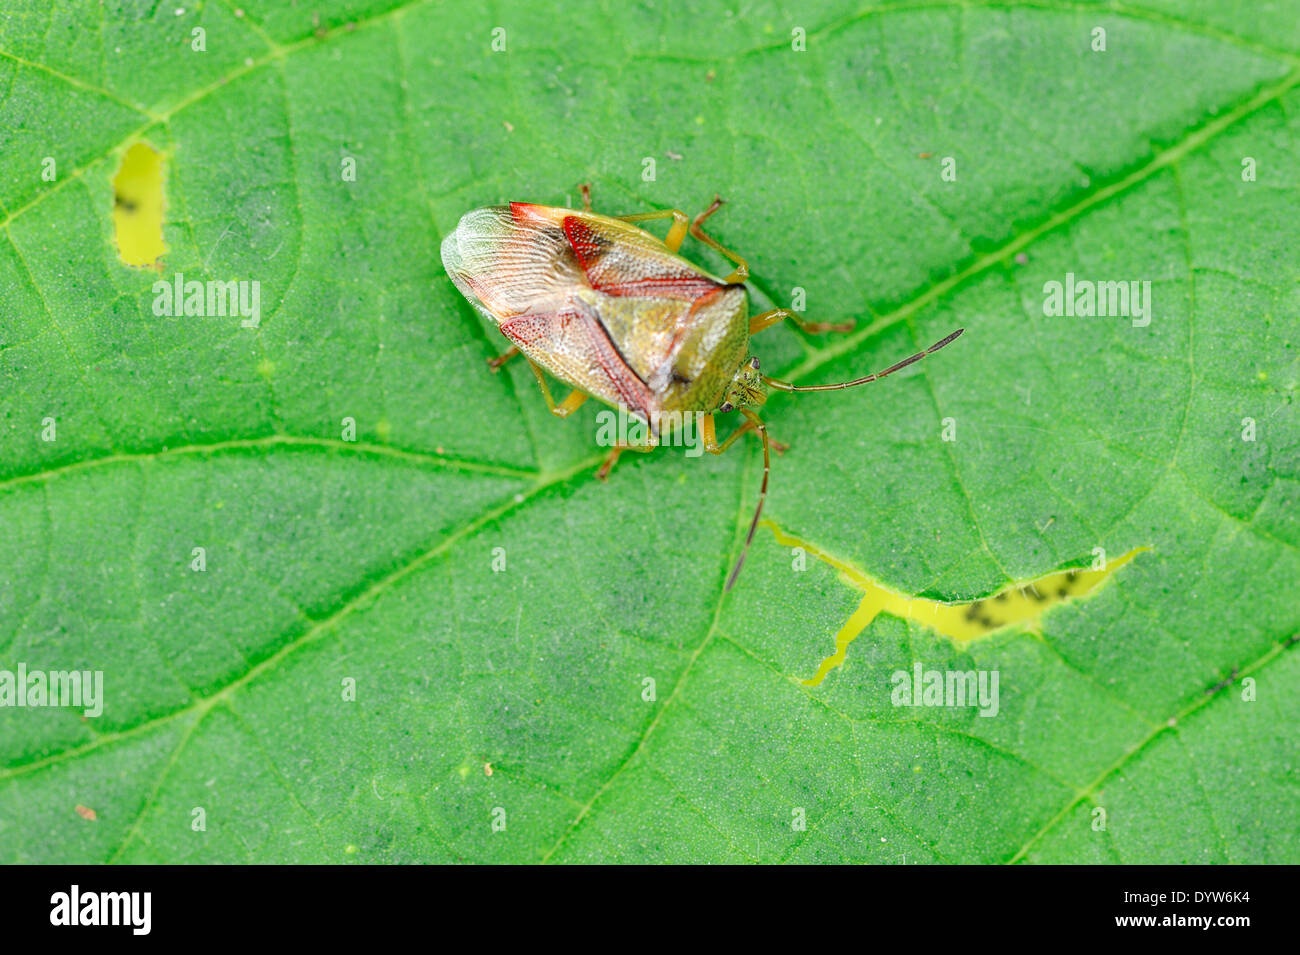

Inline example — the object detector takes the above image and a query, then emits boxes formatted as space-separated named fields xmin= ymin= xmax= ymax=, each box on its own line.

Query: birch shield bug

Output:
xmin=441 ymin=186 xmax=964 ymax=590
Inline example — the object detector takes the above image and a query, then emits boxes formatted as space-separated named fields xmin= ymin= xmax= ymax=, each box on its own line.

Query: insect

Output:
xmin=441 ymin=186 xmax=963 ymax=589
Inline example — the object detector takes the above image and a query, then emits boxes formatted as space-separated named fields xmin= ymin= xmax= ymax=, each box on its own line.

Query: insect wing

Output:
xmin=499 ymin=299 xmax=656 ymax=420
xmin=440 ymin=204 xmax=584 ymax=322
xmin=559 ymin=211 xmax=722 ymax=300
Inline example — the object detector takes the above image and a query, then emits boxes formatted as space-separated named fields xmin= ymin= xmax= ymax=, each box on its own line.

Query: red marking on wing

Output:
xmin=509 ymin=202 xmax=563 ymax=226
xmin=604 ymin=275 xmax=723 ymax=297
xmin=497 ymin=311 xmax=559 ymax=347
xmin=562 ymin=215 xmax=604 ymax=271
xmin=562 ymin=215 xmax=720 ymax=300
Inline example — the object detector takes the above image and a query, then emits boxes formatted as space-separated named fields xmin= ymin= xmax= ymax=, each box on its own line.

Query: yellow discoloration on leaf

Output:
xmin=764 ymin=522 xmax=1150 ymax=686
xmin=111 ymin=142 xmax=167 ymax=268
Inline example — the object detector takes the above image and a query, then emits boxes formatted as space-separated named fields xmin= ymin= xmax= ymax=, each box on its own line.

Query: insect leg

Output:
xmin=526 ymin=360 xmax=589 ymax=418
xmin=579 ymin=183 xmax=593 ymax=211
xmin=615 ymin=208 xmax=690 ymax=252
xmin=690 ymin=196 xmax=748 ymax=284
xmin=749 ymin=308 xmax=854 ymax=337
xmin=595 ymin=440 xmax=656 ymax=481
xmin=702 ymin=414 xmax=789 ymax=454
xmin=702 ymin=413 xmax=756 ymax=454
xmin=487 ymin=345 xmax=520 ymax=370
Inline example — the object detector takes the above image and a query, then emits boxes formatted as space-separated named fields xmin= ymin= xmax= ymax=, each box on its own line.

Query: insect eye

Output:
xmin=719 ymin=402 xmax=734 ymax=413
xmin=750 ymin=357 xmax=760 ymax=370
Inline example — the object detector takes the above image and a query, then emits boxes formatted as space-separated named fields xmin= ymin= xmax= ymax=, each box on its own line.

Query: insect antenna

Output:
xmin=763 ymin=327 xmax=964 ymax=393
xmin=725 ymin=409 xmax=771 ymax=592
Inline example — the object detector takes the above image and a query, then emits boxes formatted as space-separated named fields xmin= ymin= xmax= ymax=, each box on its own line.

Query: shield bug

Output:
xmin=441 ymin=186 xmax=963 ymax=589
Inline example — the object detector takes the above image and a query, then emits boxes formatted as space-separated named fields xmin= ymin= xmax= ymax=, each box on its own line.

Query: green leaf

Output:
xmin=1 ymin=0 xmax=1296 ymax=864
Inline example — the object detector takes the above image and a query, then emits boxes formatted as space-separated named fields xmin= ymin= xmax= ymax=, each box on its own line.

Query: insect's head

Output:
xmin=717 ymin=356 xmax=767 ymax=413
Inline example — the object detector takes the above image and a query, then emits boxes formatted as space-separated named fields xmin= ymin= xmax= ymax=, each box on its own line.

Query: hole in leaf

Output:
xmin=763 ymin=522 xmax=1151 ymax=686
xmin=111 ymin=142 xmax=167 ymax=268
